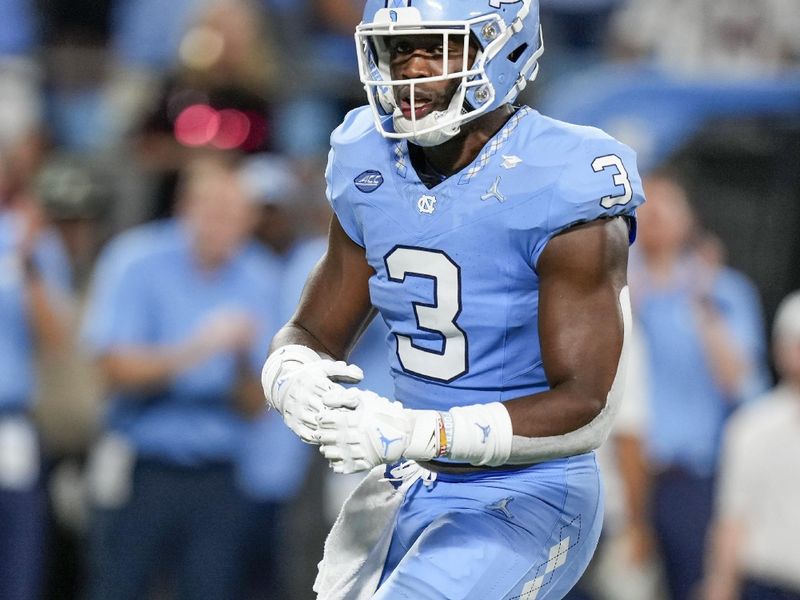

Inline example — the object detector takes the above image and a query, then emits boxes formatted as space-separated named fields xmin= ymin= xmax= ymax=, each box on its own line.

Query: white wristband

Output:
xmin=447 ymin=402 xmax=513 ymax=467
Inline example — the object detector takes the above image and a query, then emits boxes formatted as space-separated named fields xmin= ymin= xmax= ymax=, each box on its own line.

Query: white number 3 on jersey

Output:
xmin=385 ymin=247 xmax=468 ymax=383
xmin=592 ymin=154 xmax=633 ymax=209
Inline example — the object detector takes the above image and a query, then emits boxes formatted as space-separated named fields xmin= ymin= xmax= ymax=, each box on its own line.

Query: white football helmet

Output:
xmin=355 ymin=0 xmax=543 ymax=146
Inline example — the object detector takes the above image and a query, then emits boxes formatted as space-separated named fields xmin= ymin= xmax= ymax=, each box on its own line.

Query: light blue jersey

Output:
xmin=328 ymin=106 xmax=644 ymax=412
xmin=323 ymin=106 xmax=645 ymax=599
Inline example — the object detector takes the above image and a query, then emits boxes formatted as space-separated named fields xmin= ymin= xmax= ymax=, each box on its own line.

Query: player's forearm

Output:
xmin=504 ymin=383 xmax=607 ymax=439
xmin=272 ymin=214 xmax=376 ymax=362
xmin=319 ymin=382 xmax=613 ymax=472
xmin=497 ymin=371 xmax=624 ymax=464
xmin=270 ymin=322 xmax=344 ymax=361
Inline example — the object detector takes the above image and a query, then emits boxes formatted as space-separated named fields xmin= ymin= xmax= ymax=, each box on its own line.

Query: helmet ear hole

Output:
xmin=507 ymin=43 xmax=529 ymax=63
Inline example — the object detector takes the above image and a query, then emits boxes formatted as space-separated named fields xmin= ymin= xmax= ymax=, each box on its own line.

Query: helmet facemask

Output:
xmin=355 ymin=11 xmax=505 ymax=147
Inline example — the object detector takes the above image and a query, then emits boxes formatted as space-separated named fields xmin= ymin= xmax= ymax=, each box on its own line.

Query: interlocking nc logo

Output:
xmin=417 ymin=194 xmax=437 ymax=214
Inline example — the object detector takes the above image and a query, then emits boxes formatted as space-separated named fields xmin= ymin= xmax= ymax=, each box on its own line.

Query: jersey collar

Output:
xmin=388 ymin=106 xmax=532 ymax=186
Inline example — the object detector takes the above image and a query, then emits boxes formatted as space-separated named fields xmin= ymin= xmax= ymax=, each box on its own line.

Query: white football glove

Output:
xmin=316 ymin=388 xmax=444 ymax=474
xmin=261 ymin=345 xmax=363 ymax=443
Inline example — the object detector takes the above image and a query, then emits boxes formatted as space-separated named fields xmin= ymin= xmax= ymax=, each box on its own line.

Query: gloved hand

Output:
xmin=316 ymin=387 xmax=444 ymax=474
xmin=261 ymin=345 xmax=363 ymax=443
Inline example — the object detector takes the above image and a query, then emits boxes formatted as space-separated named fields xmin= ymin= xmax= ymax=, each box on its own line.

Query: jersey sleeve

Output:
xmin=531 ymin=135 xmax=645 ymax=267
xmin=325 ymin=146 xmax=365 ymax=248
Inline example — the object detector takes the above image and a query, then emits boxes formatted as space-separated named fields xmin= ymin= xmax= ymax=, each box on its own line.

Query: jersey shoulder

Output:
xmin=330 ymin=105 xmax=382 ymax=151
xmin=525 ymin=111 xmax=642 ymax=186
xmin=503 ymin=109 xmax=644 ymax=205
xmin=329 ymin=106 xmax=398 ymax=177
xmin=326 ymin=106 xmax=391 ymax=247
xmin=515 ymin=111 xmax=646 ymax=264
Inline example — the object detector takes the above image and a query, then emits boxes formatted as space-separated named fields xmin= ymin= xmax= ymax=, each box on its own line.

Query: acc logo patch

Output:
xmin=354 ymin=170 xmax=384 ymax=193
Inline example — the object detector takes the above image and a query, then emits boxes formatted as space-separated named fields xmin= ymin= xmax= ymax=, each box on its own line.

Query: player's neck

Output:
xmin=418 ymin=104 xmax=516 ymax=177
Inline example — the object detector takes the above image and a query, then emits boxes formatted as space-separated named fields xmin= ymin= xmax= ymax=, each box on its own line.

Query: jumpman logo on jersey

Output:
xmin=377 ymin=428 xmax=403 ymax=458
xmin=487 ymin=496 xmax=514 ymax=519
xmin=475 ymin=423 xmax=491 ymax=443
xmin=481 ymin=177 xmax=505 ymax=203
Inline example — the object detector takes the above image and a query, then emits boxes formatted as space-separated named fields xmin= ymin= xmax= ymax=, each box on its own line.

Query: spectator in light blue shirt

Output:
xmin=629 ymin=170 xmax=769 ymax=600
xmin=81 ymin=152 xmax=281 ymax=600
xmin=0 ymin=193 xmax=71 ymax=600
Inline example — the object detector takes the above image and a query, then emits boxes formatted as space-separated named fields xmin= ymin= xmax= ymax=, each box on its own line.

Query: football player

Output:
xmin=261 ymin=1 xmax=645 ymax=598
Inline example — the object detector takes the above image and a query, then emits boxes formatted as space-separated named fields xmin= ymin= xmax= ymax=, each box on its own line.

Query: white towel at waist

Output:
xmin=314 ymin=461 xmax=435 ymax=600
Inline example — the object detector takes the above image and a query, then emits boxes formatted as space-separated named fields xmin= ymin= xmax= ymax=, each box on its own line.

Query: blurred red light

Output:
xmin=174 ymin=104 xmax=220 ymax=147
xmin=212 ymin=109 xmax=252 ymax=150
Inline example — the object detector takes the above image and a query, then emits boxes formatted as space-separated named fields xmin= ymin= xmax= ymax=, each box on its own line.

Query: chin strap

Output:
xmin=390 ymin=80 xmax=469 ymax=147
xmin=392 ymin=109 xmax=462 ymax=147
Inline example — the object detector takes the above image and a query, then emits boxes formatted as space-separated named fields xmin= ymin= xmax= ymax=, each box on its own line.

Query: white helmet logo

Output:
xmin=489 ymin=0 xmax=522 ymax=8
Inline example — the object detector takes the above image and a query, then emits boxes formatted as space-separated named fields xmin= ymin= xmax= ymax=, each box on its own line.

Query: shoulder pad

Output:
xmin=330 ymin=106 xmax=380 ymax=149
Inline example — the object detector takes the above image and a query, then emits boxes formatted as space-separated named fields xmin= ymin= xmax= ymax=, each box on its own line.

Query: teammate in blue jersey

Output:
xmin=261 ymin=1 xmax=646 ymax=598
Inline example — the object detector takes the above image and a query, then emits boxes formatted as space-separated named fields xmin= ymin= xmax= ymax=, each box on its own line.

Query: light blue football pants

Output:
xmin=374 ymin=453 xmax=604 ymax=600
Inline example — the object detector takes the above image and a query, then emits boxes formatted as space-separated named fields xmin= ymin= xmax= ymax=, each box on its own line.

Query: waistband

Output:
xmin=417 ymin=460 xmax=537 ymax=475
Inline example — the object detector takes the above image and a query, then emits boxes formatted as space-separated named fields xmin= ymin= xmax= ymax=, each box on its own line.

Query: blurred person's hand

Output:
xmin=188 ymin=309 xmax=257 ymax=360
xmin=99 ymin=310 xmax=260 ymax=392
xmin=12 ymin=193 xmax=46 ymax=261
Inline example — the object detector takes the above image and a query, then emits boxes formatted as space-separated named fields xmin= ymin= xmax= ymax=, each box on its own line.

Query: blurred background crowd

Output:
xmin=1 ymin=0 xmax=799 ymax=599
